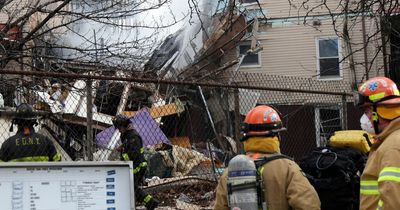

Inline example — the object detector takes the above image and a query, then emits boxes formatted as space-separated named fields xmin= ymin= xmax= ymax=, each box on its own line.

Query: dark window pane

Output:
xmin=319 ymin=39 xmax=338 ymax=57
xmin=240 ymin=44 xmax=259 ymax=65
xmin=243 ymin=54 xmax=259 ymax=65
xmin=239 ymin=45 xmax=250 ymax=54
xmin=320 ymin=58 xmax=339 ymax=76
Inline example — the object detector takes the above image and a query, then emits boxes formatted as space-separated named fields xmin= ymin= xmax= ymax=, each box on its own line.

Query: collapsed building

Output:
xmin=0 ymin=0 xmax=253 ymax=208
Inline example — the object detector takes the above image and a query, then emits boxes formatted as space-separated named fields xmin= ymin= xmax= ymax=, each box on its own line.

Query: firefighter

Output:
xmin=0 ymin=103 xmax=61 ymax=162
xmin=213 ymin=105 xmax=320 ymax=210
xmin=112 ymin=114 xmax=158 ymax=210
xmin=357 ymin=77 xmax=400 ymax=210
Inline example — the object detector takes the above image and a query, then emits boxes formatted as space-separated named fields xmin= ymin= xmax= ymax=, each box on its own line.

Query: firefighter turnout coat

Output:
xmin=119 ymin=129 xmax=147 ymax=175
xmin=214 ymin=152 xmax=321 ymax=210
xmin=119 ymin=128 xmax=158 ymax=208
xmin=0 ymin=128 xmax=60 ymax=162
xmin=360 ymin=117 xmax=400 ymax=210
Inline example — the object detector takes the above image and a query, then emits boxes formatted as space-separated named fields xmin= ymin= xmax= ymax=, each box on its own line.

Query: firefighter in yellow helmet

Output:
xmin=357 ymin=77 xmax=400 ymax=210
xmin=213 ymin=105 xmax=320 ymax=210
xmin=0 ymin=103 xmax=61 ymax=162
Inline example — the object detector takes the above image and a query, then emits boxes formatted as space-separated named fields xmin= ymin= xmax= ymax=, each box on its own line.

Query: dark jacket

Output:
xmin=119 ymin=129 xmax=147 ymax=174
xmin=0 ymin=128 xmax=60 ymax=162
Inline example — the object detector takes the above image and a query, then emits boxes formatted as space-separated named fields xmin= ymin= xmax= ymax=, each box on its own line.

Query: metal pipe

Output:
xmin=341 ymin=94 xmax=348 ymax=130
xmin=234 ymin=88 xmax=242 ymax=154
xmin=86 ymin=78 xmax=93 ymax=160
xmin=198 ymin=86 xmax=222 ymax=179
xmin=380 ymin=13 xmax=389 ymax=77
xmin=361 ymin=1 xmax=369 ymax=80
xmin=0 ymin=70 xmax=353 ymax=96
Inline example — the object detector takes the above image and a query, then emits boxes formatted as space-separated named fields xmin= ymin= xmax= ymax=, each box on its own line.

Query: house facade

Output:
xmin=222 ymin=0 xmax=389 ymax=156
xmin=237 ymin=0 xmax=384 ymax=83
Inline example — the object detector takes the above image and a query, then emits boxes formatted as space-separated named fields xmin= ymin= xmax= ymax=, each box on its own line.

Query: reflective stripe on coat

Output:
xmin=360 ymin=118 xmax=400 ymax=210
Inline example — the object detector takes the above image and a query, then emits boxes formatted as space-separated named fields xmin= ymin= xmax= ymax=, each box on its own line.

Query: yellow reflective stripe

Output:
xmin=369 ymin=92 xmax=386 ymax=102
xmin=258 ymin=166 xmax=265 ymax=176
xmin=140 ymin=147 xmax=144 ymax=154
xmin=380 ymin=167 xmax=400 ymax=173
xmin=144 ymin=194 xmax=152 ymax=204
xmin=122 ymin=153 xmax=129 ymax=161
xmin=10 ymin=156 xmax=50 ymax=162
xmin=361 ymin=180 xmax=378 ymax=185
xmin=377 ymin=200 xmax=383 ymax=210
xmin=395 ymin=89 xmax=400 ymax=96
xmin=53 ymin=153 xmax=61 ymax=161
xmin=360 ymin=180 xmax=379 ymax=195
xmin=378 ymin=167 xmax=400 ymax=183
xmin=132 ymin=161 xmax=147 ymax=174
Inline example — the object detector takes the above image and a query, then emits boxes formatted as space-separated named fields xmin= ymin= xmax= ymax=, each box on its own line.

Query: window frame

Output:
xmin=237 ymin=42 xmax=262 ymax=68
xmin=315 ymin=36 xmax=342 ymax=80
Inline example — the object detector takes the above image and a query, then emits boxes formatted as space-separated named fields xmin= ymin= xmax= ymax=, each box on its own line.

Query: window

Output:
xmin=316 ymin=37 xmax=341 ymax=79
xmin=239 ymin=43 xmax=261 ymax=67
xmin=315 ymin=107 xmax=342 ymax=147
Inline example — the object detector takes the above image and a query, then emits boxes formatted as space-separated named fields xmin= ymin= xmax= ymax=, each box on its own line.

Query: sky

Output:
xmin=52 ymin=0 xmax=193 ymax=64
xmin=150 ymin=0 xmax=191 ymax=36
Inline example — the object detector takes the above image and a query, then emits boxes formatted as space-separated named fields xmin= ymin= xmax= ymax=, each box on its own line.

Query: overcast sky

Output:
xmin=156 ymin=0 xmax=190 ymax=35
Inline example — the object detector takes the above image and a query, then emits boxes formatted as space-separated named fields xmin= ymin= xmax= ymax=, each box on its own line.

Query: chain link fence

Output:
xmin=0 ymin=70 xmax=363 ymax=209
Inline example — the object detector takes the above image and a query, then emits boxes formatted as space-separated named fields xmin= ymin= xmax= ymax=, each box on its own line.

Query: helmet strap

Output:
xmin=242 ymin=123 xmax=282 ymax=133
xmin=241 ymin=132 xmax=280 ymax=142
xmin=372 ymin=105 xmax=380 ymax=134
xmin=9 ymin=122 xmax=14 ymax=132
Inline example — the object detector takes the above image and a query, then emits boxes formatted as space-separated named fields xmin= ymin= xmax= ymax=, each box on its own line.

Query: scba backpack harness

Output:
xmin=299 ymin=146 xmax=366 ymax=210
xmin=227 ymin=154 xmax=291 ymax=210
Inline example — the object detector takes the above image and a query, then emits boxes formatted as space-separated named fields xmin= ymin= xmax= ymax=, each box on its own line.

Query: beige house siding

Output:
xmin=236 ymin=15 xmax=383 ymax=86
xmin=244 ymin=0 xmax=352 ymax=19
xmin=0 ymin=1 xmax=34 ymax=23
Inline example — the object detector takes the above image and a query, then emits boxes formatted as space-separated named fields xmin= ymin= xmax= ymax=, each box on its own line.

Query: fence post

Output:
xmin=342 ymin=94 xmax=348 ymax=130
xmin=86 ymin=78 xmax=94 ymax=160
xmin=234 ymin=88 xmax=242 ymax=154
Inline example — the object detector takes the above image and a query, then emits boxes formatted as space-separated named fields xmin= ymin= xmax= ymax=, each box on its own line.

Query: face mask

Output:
xmin=360 ymin=114 xmax=375 ymax=134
